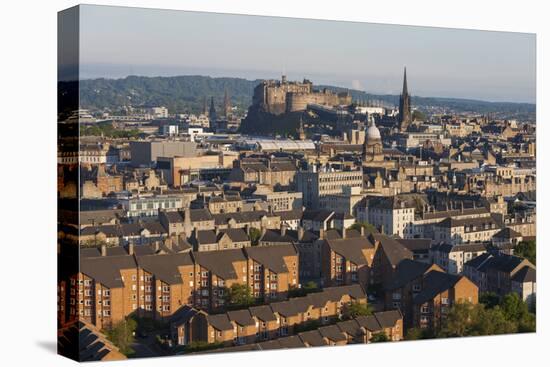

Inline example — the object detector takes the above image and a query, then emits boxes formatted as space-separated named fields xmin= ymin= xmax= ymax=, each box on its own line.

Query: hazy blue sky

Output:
xmin=79 ymin=5 xmax=536 ymax=103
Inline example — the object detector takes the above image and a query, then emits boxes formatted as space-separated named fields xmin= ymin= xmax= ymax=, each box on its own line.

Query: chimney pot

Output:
xmin=101 ymin=244 xmax=107 ymax=257
xmin=128 ymin=243 xmax=134 ymax=255
xmin=319 ymin=228 xmax=325 ymax=240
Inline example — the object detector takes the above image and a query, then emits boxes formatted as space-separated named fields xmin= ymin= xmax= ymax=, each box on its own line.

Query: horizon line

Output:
xmin=75 ymin=72 xmax=536 ymax=106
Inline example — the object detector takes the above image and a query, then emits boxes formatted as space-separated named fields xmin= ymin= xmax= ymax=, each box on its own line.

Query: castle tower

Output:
xmin=398 ymin=67 xmax=412 ymax=132
xmin=223 ymin=89 xmax=231 ymax=118
xmin=209 ymin=96 xmax=217 ymax=122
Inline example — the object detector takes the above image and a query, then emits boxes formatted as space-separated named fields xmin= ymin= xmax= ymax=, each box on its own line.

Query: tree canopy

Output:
xmin=370 ymin=332 xmax=389 ymax=343
xmin=343 ymin=302 xmax=374 ymax=319
xmin=438 ymin=294 xmax=535 ymax=338
xmin=223 ymin=284 xmax=255 ymax=309
xmin=514 ymin=240 xmax=536 ymax=265
xmin=103 ymin=317 xmax=137 ymax=356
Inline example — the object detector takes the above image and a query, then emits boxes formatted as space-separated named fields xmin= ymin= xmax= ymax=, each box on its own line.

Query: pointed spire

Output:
xmin=402 ymin=67 xmax=408 ymax=95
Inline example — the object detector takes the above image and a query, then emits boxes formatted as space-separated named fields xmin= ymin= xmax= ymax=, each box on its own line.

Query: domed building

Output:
xmin=362 ymin=121 xmax=383 ymax=163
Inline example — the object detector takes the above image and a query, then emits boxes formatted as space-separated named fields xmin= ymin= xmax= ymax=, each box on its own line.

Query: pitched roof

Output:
xmin=336 ymin=319 xmax=362 ymax=336
xmin=298 ymin=330 xmax=328 ymax=347
xmin=135 ymin=252 xmax=193 ymax=285
xmin=169 ymin=305 xmax=201 ymax=325
xmin=413 ymin=270 xmax=463 ymax=304
xmin=260 ymin=229 xmax=296 ymax=244
xmin=270 ymin=300 xmax=299 ymax=318
xmin=58 ymin=320 xmax=126 ymax=361
xmin=302 ymin=209 xmax=334 ymax=222
xmin=206 ymin=314 xmax=234 ymax=331
xmin=80 ymin=254 xmax=136 ymax=288
xmin=371 ymin=233 xmax=413 ymax=266
xmin=325 ymin=236 xmax=374 ymax=265
xmin=245 ymin=244 xmax=297 ymax=273
xmin=193 ymin=249 xmax=246 ymax=280
xmin=511 ymin=266 xmax=536 ymax=283
xmin=355 ymin=315 xmax=381 ymax=332
xmin=278 ymin=209 xmax=304 ymax=221
xmin=318 ymin=324 xmax=347 ymax=342
xmin=277 ymin=335 xmax=306 ymax=349
xmin=374 ymin=310 xmax=402 ymax=328
xmin=385 ymin=259 xmax=436 ymax=291
xmin=395 ymin=238 xmax=432 ymax=252
xmin=494 ymin=227 xmax=523 ymax=239
xmin=227 ymin=309 xmax=256 ymax=327
xmin=249 ymin=305 xmax=278 ymax=322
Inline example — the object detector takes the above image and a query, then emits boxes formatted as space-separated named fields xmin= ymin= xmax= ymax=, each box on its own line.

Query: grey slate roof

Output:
xmin=318 ymin=324 xmax=347 ymax=342
xmin=374 ymin=309 xmax=402 ymax=328
xmin=135 ymin=252 xmax=193 ymax=285
xmin=413 ymin=270 xmax=463 ymax=305
xmin=298 ymin=330 xmax=328 ymax=347
xmin=385 ymin=259 xmax=435 ymax=291
xmin=193 ymin=249 xmax=247 ymax=280
xmin=249 ymin=305 xmax=278 ymax=322
xmin=511 ymin=266 xmax=536 ymax=283
xmin=206 ymin=314 xmax=234 ymax=331
xmin=325 ymin=236 xmax=374 ymax=265
xmin=245 ymin=244 xmax=297 ymax=274
xmin=227 ymin=309 xmax=256 ymax=327
xmin=80 ymin=255 xmax=136 ymax=288
xmin=371 ymin=233 xmax=413 ymax=266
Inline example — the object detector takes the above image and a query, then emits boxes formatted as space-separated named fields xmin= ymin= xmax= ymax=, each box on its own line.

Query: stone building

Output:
xmin=252 ymin=75 xmax=351 ymax=115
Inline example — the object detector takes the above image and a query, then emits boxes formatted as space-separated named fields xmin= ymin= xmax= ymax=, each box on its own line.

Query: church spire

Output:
xmin=398 ymin=66 xmax=411 ymax=132
xmin=402 ymin=67 xmax=408 ymax=96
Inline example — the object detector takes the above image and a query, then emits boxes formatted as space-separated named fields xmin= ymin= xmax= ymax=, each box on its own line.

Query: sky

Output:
xmin=77 ymin=5 xmax=536 ymax=103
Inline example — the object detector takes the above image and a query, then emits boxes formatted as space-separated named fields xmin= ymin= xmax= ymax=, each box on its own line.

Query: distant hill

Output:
xmin=77 ymin=75 xmax=260 ymax=114
xmin=73 ymin=75 xmax=535 ymax=119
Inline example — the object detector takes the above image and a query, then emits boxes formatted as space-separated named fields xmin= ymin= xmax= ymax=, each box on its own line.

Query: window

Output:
xmin=441 ymin=297 xmax=449 ymax=305
xmin=413 ymin=284 xmax=421 ymax=292
xmin=103 ymin=289 xmax=110 ymax=297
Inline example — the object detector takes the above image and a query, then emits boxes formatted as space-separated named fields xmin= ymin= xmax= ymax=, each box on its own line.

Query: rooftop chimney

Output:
xmin=298 ymin=226 xmax=305 ymax=241
xmin=281 ymin=224 xmax=287 ymax=237
xmin=342 ymin=227 xmax=347 ymax=239
xmin=319 ymin=228 xmax=325 ymax=240
xmin=128 ymin=243 xmax=134 ymax=256
xmin=360 ymin=225 xmax=365 ymax=237
xmin=101 ymin=244 xmax=107 ymax=257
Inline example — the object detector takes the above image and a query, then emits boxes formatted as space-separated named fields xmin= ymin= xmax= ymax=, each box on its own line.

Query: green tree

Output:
xmin=514 ymin=240 xmax=536 ymax=265
xmin=501 ymin=293 xmax=530 ymax=321
xmin=288 ymin=281 xmax=320 ymax=298
xmin=405 ymin=327 xmax=434 ymax=340
xmin=348 ymin=222 xmax=378 ymax=235
xmin=412 ymin=110 xmax=426 ymax=121
xmin=479 ymin=292 xmax=500 ymax=309
xmin=370 ymin=332 xmax=389 ymax=343
xmin=471 ymin=306 xmax=517 ymax=335
xmin=224 ymin=284 xmax=255 ymax=308
xmin=438 ymin=301 xmax=479 ymax=337
xmin=249 ymin=227 xmax=261 ymax=246
xmin=103 ymin=318 xmax=137 ymax=356
xmin=343 ymin=302 xmax=374 ymax=319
